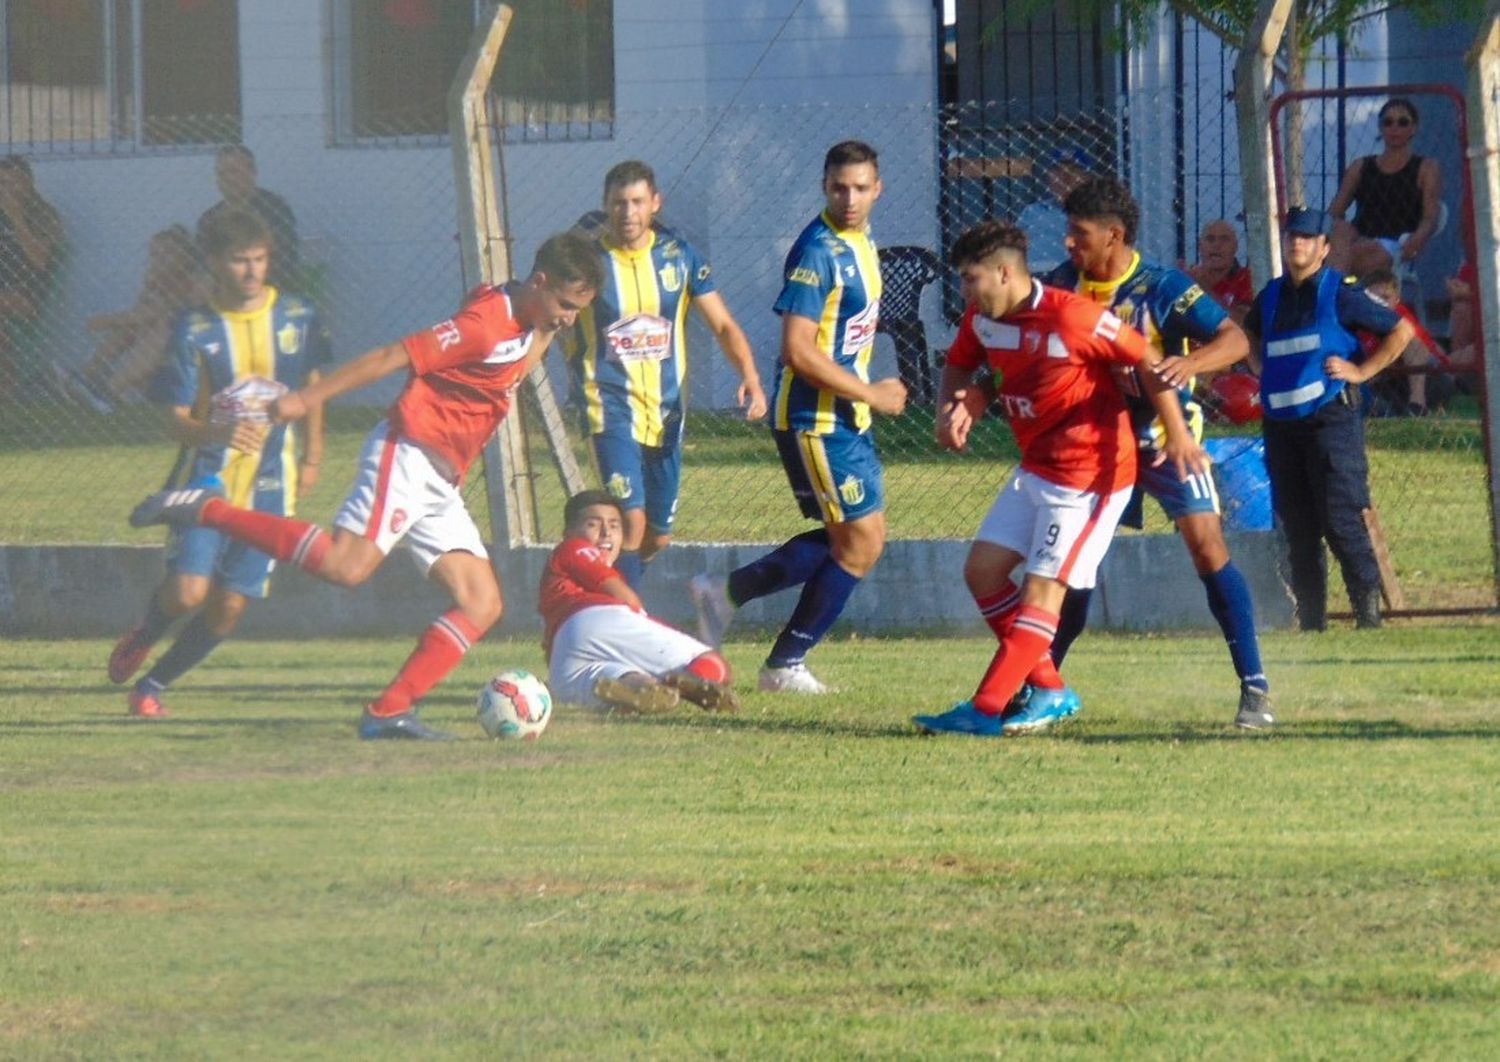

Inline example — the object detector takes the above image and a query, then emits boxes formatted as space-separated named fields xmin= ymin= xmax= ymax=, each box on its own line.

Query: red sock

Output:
xmin=974 ymin=585 xmax=1020 ymax=641
xmin=201 ymin=498 xmax=330 ymax=573
xmin=369 ymin=610 xmax=485 ymax=717
xmin=1025 ymin=652 xmax=1065 ymax=691
xmin=684 ymin=651 xmax=730 ymax=684
xmin=972 ymin=605 xmax=1059 ymax=715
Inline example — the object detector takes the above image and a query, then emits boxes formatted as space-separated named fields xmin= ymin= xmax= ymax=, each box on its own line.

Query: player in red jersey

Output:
xmin=914 ymin=220 xmax=1205 ymax=737
xmin=129 ymin=232 xmax=604 ymax=740
xmin=540 ymin=490 xmax=737 ymax=714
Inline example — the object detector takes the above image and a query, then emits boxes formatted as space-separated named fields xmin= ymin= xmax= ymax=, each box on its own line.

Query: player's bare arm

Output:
xmin=935 ymin=362 xmax=988 ymax=452
xmin=598 ymin=574 xmax=644 ymax=612
xmin=167 ymin=405 xmax=266 ymax=454
xmin=781 ymin=313 xmax=907 ymax=416
xmin=1157 ymin=318 xmax=1250 ymax=388
xmin=694 ymin=291 xmax=766 ymax=419
xmin=1141 ymin=372 xmax=1209 ymax=481
xmin=272 ymin=341 xmax=411 ymax=423
xmin=299 ymin=369 xmax=325 ymax=496
xmin=1326 ymin=317 xmax=1416 ymax=384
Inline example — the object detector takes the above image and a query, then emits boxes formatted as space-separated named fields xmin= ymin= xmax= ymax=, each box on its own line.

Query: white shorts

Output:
xmin=333 ymin=420 xmax=488 ymax=575
xmin=974 ymin=469 xmax=1132 ymax=590
xmin=549 ymin=604 xmax=712 ymax=708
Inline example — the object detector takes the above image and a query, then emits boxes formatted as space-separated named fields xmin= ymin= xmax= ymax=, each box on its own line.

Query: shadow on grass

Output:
xmin=1066 ymin=718 xmax=1500 ymax=743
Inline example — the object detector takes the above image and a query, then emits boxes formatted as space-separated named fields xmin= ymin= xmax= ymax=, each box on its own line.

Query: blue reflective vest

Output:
xmin=1257 ymin=269 xmax=1361 ymax=420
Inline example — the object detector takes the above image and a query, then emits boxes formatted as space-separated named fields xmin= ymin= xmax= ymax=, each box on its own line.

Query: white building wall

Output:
xmin=32 ymin=0 xmax=938 ymax=411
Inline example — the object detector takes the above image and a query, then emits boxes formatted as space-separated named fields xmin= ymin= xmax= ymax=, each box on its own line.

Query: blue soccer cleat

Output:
xmin=913 ymin=700 xmax=1005 ymax=737
xmin=129 ymin=479 xmax=225 ymax=529
xmin=358 ymin=708 xmax=455 ymax=741
xmin=1001 ymin=686 xmax=1082 ymax=734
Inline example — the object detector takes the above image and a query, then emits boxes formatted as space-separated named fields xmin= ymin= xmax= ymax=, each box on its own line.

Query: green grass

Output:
xmin=3 ymin=625 xmax=1499 ymax=1057
xmin=1 ymin=396 xmax=1494 ymax=609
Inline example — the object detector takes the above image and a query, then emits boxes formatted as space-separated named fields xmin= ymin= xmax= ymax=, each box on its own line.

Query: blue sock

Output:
xmin=616 ymin=550 xmax=645 ymax=591
xmin=1201 ymin=562 xmax=1268 ymax=691
xmin=1048 ymin=587 xmax=1093 ymax=669
xmin=728 ymin=528 xmax=830 ymax=606
xmin=138 ymin=616 xmax=225 ymax=692
xmin=766 ymin=557 xmax=860 ymax=667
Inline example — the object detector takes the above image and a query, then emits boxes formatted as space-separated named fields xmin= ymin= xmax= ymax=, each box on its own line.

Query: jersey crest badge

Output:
xmin=838 ymin=474 xmax=866 ymax=507
xmin=276 ymin=322 xmax=301 ymax=355
xmin=607 ymin=472 xmax=631 ymax=500
xmin=658 ymin=263 xmax=681 ymax=293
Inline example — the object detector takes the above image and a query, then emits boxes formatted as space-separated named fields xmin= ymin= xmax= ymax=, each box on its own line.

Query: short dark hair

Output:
xmin=603 ymin=160 xmax=657 ymax=196
xmin=1361 ymin=267 xmax=1399 ymax=291
xmin=201 ymin=210 xmax=272 ymax=259
xmin=1379 ymin=97 xmax=1419 ymax=125
xmin=564 ymin=489 xmax=624 ymax=531
xmin=531 ymin=231 xmax=605 ymax=292
xmin=824 ymin=140 xmax=879 ymax=178
xmin=1063 ymin=177 xmax=1140 ymax=245
xmin=949 ymin=220 xmax=1029 ymax=269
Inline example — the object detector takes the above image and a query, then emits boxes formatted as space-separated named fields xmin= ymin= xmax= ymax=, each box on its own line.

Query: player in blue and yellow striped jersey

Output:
xmin=565 ymin=160 xmax=766 ymax=589
xmin=107 ymin=211 xmax=329 ymax=718
xmin=1040 ymin=177 xmax=1274 ymax=729
xmin=689 ymin=141 xmax=908 ymax=694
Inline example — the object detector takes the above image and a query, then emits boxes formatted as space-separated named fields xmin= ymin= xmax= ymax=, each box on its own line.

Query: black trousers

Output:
xmin=879 ymin=319 xmax=932 ymax=404
xmin=1262 ymin=396 xmax=1381 ymax=627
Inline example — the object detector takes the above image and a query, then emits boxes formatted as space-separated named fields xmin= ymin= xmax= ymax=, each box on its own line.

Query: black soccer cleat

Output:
xmin=128 ymin=484 xmax=224 ymax=529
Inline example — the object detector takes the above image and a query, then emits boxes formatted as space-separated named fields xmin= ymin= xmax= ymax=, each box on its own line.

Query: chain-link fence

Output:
xmin=2 ymin=92 xmax=1494 ymax=613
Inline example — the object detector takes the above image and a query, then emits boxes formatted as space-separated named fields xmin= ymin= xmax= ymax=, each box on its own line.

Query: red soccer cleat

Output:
xmin=108 ymin=625 xmax=153 ymax=685
xmin=127 ymin=688 xmax=168 ymax=719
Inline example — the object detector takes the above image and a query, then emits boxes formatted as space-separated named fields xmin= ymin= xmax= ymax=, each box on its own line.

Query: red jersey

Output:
xmin=393 ymin=284 xmax=535 ymax=479
xmin=1358 ymin=302 xmax=1448 ymax=366
xmin=1209 ymin=265 xmax=1254 ymax=315
xmin=538 ymin=536 xmax=633 ymax=658
xmin=946 ymin=280 xmax=1148 ymax=492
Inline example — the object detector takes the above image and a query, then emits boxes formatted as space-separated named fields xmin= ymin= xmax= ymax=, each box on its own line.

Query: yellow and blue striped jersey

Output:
xmin=771 ymin=211 xmax=882 ymax=435
xmin=162 ymin=288 xmax=330 ymax=514
xmin=1044 ymin=252 xmax=1222 ymax=448
xmin=565 ymin=228 xmax=715 ymax=447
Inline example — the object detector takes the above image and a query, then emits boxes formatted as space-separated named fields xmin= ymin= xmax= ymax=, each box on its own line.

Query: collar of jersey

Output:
xmin=1079 ymin=250 xmax=1142 ymax=302
xmin=212 ymin=285 xmax=279 ymax=322
xmin=821 ymin=210 xmax=869 ymax=239
xmin=603 ymin=229 xmax=656 ymax=259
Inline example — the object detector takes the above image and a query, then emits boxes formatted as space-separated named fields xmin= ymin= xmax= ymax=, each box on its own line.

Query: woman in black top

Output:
xmin=1329 ymin=98 xmax=1442 ymax=274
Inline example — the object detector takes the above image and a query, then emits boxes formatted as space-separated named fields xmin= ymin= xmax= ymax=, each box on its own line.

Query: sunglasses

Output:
xmin=1381 ymin=115 xmax=1414 ymax=128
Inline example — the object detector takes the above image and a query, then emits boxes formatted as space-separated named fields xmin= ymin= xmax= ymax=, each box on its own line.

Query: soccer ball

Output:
xmin=477 ymin=669 xmax=553 ymax=740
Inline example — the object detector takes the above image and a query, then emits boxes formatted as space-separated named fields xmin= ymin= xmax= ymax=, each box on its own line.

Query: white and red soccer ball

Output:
xmin=477 ymin=669 xmax=553 ymax=740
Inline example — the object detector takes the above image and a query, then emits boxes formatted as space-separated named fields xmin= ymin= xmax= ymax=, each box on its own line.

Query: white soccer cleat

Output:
xmin=757 ymin=663 xmax=831 ymax=695
xmin=689 ymin=573 xmax=735 ymax=647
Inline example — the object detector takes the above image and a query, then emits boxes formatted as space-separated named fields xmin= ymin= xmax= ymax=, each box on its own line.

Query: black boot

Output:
xmin=1353 ymin=587 xmax=1383 ymax=629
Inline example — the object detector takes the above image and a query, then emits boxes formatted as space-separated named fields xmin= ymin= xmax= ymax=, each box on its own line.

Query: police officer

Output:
xmin=1244 ymin=207 xmax=1414 ymax=630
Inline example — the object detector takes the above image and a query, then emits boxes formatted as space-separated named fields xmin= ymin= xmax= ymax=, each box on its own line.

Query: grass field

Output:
xmin=4 ymin=625 xmax=1498 ymax=1057
xmin=2 ymin=395 xmax=1493 ymax=610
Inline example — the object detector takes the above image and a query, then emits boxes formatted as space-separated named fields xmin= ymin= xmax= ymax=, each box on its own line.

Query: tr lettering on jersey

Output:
xmin=433 ymin=319 xmax=462 ymax=350
xmin=997 ymin=393 xmax=1036 ymax=419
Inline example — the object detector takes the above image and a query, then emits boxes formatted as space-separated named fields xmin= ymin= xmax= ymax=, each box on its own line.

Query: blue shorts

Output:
xmin=773 ymin=427 xmax=885 ymax=524
xmin=1119 ymin=450 xmax=1222 ymax=530
xmin=592 ymin=433 xmax=681 ymax=534
xmin=167 ymin=526 xmax=276 ymax=599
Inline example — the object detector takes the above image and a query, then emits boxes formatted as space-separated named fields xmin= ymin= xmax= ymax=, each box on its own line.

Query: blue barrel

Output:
xmin=1204 ymin=436 xmax=1273 ymax=532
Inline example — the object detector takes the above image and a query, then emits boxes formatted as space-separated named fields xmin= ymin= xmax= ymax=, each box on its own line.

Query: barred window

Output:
xmin=0 ymin=0 xmax=241 ymax=152
xmin=330 ymin=0 xmax=614 ymax=146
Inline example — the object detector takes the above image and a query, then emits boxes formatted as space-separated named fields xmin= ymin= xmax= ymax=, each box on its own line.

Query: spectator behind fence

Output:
xmin=1358 ymin=267 xmax=1454 ymax=417
xmin=1185 ymin=219 xmax=1254 ymax=327
xmin=1444 ymin=258 xmax=1480 ymax=390
xmin=1328 ymin=97 xmax=1442 ymax=278
xmin=1244 ymin=207 xmax=1413 ymax=632
xmin=876 ymin=245 xmax=944 ymax=404
xmin=0 ymin=155 xmax=65 ymax=398
xmin=67 ymin=225 xmax=209 ymax=410
xmin=197 ymin=144 xmax=300 ymax=292
xmin=1015 ymin=146 xmax=1092 ymax=271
